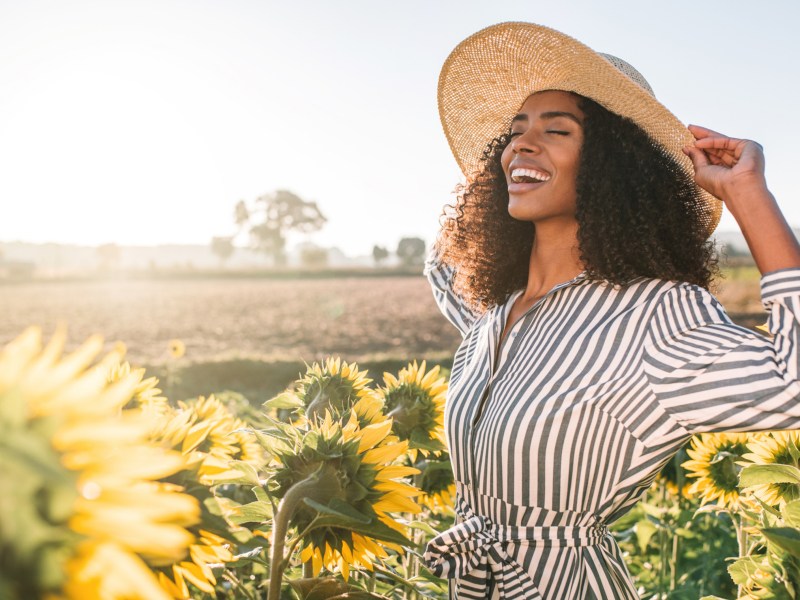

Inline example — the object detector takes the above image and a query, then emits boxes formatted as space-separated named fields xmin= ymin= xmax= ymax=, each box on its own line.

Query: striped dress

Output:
xmin=421 ymin=247 xmax=800 ymax=599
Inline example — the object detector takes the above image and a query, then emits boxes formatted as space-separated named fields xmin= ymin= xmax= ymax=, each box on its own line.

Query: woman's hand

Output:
xmin=682 ymin=124 xmax=768 ymax=210
xmin=683 ymin=125 xmax=800 ymax=274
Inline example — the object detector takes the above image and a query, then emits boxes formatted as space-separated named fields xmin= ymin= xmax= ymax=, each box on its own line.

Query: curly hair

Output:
xmin=434 ymin=94 xmax=720 ymax=312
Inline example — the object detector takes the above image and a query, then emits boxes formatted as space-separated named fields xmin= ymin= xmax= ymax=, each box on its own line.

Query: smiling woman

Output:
xmin=423 ymin=21 xmax=800 ymax=600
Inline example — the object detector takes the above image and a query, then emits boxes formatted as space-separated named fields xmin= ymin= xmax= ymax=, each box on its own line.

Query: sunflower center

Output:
xmin=709 ymin=444 xmax=748 ymax=492
xmin=383 ymin=385 xmax=434 ymax=438
xmin=304 ymin=377 xmax=360 ymax=421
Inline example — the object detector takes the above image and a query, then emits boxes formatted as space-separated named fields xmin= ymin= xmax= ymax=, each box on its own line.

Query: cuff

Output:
xmin=761 ymin=267 xmax=800 ymax=307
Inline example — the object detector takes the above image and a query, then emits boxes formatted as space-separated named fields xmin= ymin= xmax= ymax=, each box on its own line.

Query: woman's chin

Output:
xmin=507 ymin=202 xmax=537 ymax=222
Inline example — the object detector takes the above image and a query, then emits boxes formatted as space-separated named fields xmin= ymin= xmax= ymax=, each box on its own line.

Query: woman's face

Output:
xmin=500 ymin=90 xmax=584 ymax=226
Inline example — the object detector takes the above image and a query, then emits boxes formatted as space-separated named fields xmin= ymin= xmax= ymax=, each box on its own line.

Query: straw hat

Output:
xmin=437 ymin=21 xmax=722 ymax=235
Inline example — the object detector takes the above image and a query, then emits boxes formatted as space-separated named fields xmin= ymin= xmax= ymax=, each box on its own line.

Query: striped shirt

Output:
xmin=421 ymin=246 xmax=800 ymax=599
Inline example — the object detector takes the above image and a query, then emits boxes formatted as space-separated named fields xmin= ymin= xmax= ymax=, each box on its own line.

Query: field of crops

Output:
xmin=0 ymin=275 xmax=463 ymax=365
xmin=0 ymin=270 xmax=765 ymax=365
xmin=0 ymin=271 xmax=766 ymax=403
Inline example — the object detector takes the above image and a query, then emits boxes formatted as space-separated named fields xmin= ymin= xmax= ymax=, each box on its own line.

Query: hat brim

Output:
xmin=438 ymin=22 xmax=722 ymax=236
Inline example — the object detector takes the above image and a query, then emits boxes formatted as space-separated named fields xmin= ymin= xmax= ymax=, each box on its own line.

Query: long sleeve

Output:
xmin=423 ymin=245 xmax=483 ymax=338
xmin=642 ymin=268 xmax=800 ymax=434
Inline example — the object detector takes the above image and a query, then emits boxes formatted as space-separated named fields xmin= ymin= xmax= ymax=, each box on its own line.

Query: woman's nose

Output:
xmin=511 ymin=133 xmax=541 ymax=154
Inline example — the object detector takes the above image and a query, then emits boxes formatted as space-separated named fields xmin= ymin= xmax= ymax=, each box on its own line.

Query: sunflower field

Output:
xmin=3 ymin=325 xmax=800 ymax=599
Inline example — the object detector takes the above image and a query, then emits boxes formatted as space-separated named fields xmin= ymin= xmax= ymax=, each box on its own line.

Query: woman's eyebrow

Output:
xmin=511 ymin=111 xmax=582 ymax=125
xmin=540 ymin=111 xmax=582 ymax=125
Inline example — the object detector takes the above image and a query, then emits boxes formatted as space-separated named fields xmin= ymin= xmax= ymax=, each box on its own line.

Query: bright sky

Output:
xmin=1 ymin=0 xmax=798 ymax=257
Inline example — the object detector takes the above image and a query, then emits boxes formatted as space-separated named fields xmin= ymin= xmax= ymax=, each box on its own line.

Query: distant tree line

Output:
xmin=210 ymin=190 xmax=427 ymax=269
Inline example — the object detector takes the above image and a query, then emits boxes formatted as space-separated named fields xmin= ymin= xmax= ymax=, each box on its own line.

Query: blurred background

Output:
xmin=1 ymin=0 xmax=797 ymax=400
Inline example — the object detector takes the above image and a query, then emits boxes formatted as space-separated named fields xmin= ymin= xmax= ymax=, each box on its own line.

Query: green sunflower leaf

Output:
xmin=303 ymin=510 xmax=411 ymax=547
xmin=783 ymin=500 xmax=800 ymax=528
xmin=248 ymin=428 xmax=294 ymax=456
xmin=206 ymin=460 xmax=261 ymax=486
xmin=288 ymin=576 xmax=349 ymax=600
xmin=407 ymin=520 xmax=440 ymax=537
xmin=635 ymin=518 xmax=658 ymax=553
xmin=263 ymin=391 xmax=305 ymax=410
xmin=228 ymin=500 xmax=274 ymax=525
xmin=727 ymin=555 xmax=764 ymax=584
xmin=740 ymin=463 xmax=800 ymax=488
xmin=303 ymin=498 xmax=371 ymax=524
xmin=753 ymin=495 xmax=784 ymax=519
xmin=761 ymin=527 xmax=800 ymax=558
xmin=409 ymin=429 xmax=445 ymax=452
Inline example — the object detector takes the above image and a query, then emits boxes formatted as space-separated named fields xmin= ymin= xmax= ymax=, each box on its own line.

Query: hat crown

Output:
xmin=598 ymin=53 xmax=655 ymax=97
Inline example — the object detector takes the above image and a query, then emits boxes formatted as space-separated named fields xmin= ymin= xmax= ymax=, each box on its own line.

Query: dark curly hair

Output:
xmin=434 ymin=93 xmax=720 ymax=312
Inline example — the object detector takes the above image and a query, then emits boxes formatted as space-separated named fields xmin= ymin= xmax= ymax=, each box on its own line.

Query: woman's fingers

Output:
xmin=682 ymin=145 xmax=711 ymax=169
xmin=687 ymin=124 xmax=727 ymax=139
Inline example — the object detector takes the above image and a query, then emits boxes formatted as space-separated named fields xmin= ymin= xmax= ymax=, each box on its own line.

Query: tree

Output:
xmin=372 ymin=245 xmax=389 ymax=266
xmin=210 ymin=236 xmax=235 ymax=267
xmin=234 ymin=200 xmax=250 ymax=235
xmin=396 ymin=237 xmax=426 ymax=267
xmin=236 ymin=190 xmax=326 ymax=266
xmin=299 ymin=245 xmax=329 ymax=269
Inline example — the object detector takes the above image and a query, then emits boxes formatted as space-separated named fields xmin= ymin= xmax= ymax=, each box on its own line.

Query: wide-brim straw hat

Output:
xmin=438 ymin=21 xmax=722 ymax=236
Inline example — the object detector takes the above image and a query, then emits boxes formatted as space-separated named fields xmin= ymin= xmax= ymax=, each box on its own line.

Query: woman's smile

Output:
xmin=508 ymin=164 xmax=552 ymax=194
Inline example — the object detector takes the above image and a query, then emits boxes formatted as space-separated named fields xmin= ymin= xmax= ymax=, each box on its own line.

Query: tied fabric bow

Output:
xmin=424 ymin=496 xmax=611 ymax=599
xmin=424 ymin=512 xmax=544 ymax=599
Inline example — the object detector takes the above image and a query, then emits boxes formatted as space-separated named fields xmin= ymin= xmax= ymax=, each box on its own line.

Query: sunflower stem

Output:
xmin=731 ymin=511 xmax=745 ymax=599
xmin=267 ymin=475 xmax=323 ymax=600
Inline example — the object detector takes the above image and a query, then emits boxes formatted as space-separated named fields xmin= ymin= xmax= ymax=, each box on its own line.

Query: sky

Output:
xmin=1 ymin=0 xmax=798 ymax=257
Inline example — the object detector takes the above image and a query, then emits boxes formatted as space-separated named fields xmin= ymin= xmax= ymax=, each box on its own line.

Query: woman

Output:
xmin=422 ymin=22 xmax=800 ymax=599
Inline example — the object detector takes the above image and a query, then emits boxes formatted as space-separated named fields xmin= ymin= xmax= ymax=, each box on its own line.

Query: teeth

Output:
xmin=511 ymin=168 xmax=551 ymax=183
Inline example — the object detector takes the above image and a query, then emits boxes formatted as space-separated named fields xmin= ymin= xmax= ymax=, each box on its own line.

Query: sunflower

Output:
xmin=269 ymin=410 xmax=421 ymax=580
xmin=739 ymin=431 xmax=800 ymax=506
xmin=108 ymin=361 xmax=169 ymax=417
xmin=155 ymin=395 xmax=263 ymax=485
xmin=168 ymin=339 xmax=186 ymax=359
xmin=413 ymin=452 xmax=456 ymax=515
xmin=268 ymin=357 xmax=380 ymax=427
xmin=157 ymin=529 xmax=234 ymax=598
xmin=376 ymin=361 xmax=447 ymax=461
xmin=654 ymin=446 xmax=693 ymax=498
xmin=150 ymin=395 xmax=261 ymax=597
xmin=0 ymin=326 xmax=198 ymax=600
xmin=682 ymin=433 xmax=752 ymax=508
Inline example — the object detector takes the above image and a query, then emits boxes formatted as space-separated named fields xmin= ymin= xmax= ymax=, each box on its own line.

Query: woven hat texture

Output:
xmin=438 ymin=21 xmax=722 ymax=235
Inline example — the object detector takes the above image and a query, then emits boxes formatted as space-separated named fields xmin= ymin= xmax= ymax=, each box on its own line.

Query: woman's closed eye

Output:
xmin=509 ymin=130 xmax=570 ymax=138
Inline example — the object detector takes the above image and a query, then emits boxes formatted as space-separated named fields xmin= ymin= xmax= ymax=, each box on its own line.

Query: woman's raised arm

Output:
xmin=683 ymin=125 xmax=800 ymax=274
xmin=423 ymin=242 xmax=483 ymax=338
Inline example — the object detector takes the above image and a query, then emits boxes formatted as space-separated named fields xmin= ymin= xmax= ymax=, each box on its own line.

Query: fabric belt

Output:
xmin=423 ymin=501 xmax=609 ymax=600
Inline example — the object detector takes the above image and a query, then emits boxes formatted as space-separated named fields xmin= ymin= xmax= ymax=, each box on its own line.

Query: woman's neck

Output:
xmin=523 ymin=220 xmax=584 ymax=300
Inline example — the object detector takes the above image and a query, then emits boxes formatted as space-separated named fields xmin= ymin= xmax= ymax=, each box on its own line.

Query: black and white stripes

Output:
xmin=422 ymin=248 xmax=800 ymax=599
